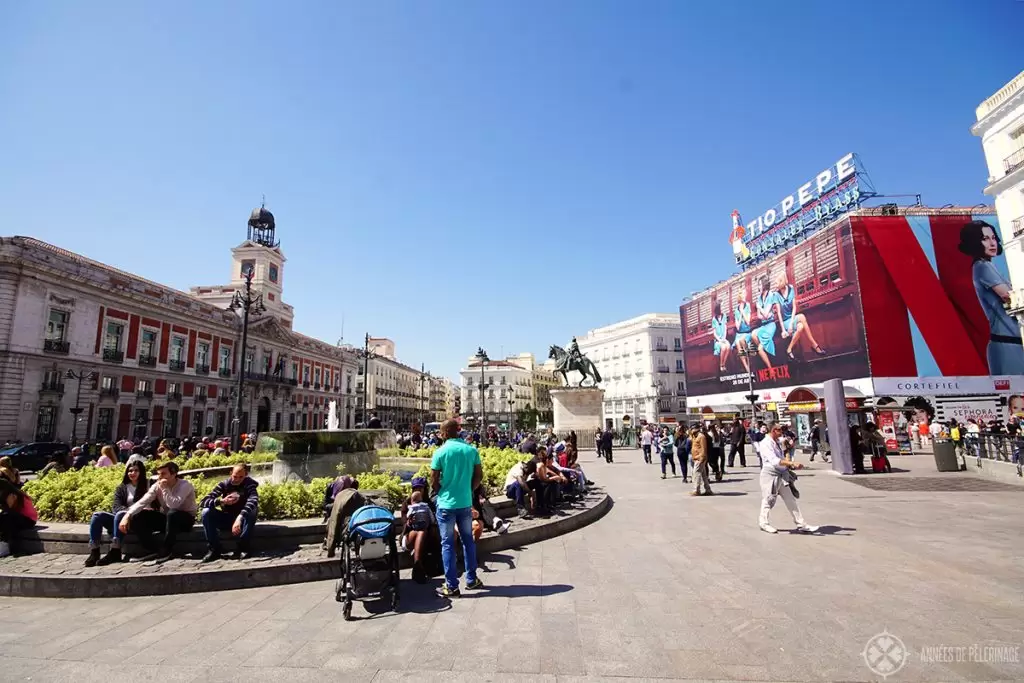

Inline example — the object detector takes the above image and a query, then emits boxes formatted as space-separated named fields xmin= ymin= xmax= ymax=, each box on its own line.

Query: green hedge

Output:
xmin=23 ymin=447 xmax=530 ymax=524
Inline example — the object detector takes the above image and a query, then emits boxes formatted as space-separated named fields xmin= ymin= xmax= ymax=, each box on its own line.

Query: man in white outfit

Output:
xmin=758 ymin=423 xmax=818 ymax=534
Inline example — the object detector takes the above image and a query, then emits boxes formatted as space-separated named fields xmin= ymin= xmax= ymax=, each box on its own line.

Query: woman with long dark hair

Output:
xmin=958 ymin=220 xmax=1024 ymax=375
xmin=732 ymin=289 xmax=753 ymax=373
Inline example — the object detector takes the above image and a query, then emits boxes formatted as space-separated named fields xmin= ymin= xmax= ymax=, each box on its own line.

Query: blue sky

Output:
xmin=1 ymin=1 xmax=1020 ymax=382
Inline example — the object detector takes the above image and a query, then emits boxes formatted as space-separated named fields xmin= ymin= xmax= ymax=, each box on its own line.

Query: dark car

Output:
xmin=0 ymin=442 xmax=71 ymax=472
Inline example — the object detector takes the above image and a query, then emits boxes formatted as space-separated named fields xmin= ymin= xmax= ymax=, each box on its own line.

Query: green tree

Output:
xmin=516 ymin=403 xmax=539 ymax=430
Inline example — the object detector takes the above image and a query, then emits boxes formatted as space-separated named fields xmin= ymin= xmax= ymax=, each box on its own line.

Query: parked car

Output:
xmin=0 ymin=442 xmax=71 ymax=472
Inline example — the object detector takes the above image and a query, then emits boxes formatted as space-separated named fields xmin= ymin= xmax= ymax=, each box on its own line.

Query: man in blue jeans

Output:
xmin=431 ymin=419 xmax=484 ymax=597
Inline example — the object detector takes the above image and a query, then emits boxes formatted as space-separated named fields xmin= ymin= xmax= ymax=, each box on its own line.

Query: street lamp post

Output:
xmin=419 ymin=363 xmax=427 ymax=428
xmin=227 ymin=268 xmax=265 ymax=451
xmin=649 ymin=382 xmax=660 ymax=427
xmin=65 ymin=368 xmax=98 ymax=445
xmin=507 ymin=395 xmax=515 ymax=434
xmin=474 ymin=348 xmax=492 ymax=437
xmin=359 ymin=333 xmax=377 ymax=426
xmin=736 ymin=348 xmax=758 ymax=424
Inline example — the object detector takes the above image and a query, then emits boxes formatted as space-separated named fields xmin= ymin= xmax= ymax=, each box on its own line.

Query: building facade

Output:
xmin=0 ymin=207 xmax=415 ymax=444
xmin=574 ymin=314 xmax=687 ymax=429
xmin=459 ymin=355 xmax=533 ymax=430
xmin=973 ymin=70 xmax=1024 ymax=326
xmin=346 ymin=338 xmax=430 ymax=429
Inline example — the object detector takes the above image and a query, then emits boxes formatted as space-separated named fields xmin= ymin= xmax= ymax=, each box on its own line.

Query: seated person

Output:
xmin=0 ymin=456 xmax=21 ymax=488
xmin=528 ymin=453 xmax=563 ymax=517
xmin=472 ymin=484 xmax=511 ymax=534
xmin=71 ymin=446 xmax=91 ymax=470
xmin=85 ymin=459 xmax=153 ymax=566
xmin=504 ymin=459 xmax=536 ymax=518
xmin=95 ymin=445 xmax=117 ymax=468
xmin=0 ymin=484 xmax=37 ymax=557
xmin=323 ymin=475 xmax=359 ymax=519
xmin=119 ymin=460 xmax=197 ymax=563
xmin=401 ymin=490 xmax=436 ymax=583
xmin=200 ymin=463 xmax=259 ymax=562
xmin=38 ymin=452 xmax=70 ymax=478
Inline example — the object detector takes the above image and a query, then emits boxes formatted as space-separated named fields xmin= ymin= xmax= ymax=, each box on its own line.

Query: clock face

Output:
xmin=241 ymin=260 xmax=255 ymax=277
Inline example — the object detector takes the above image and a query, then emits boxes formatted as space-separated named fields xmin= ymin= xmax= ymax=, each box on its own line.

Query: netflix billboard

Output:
xmin=682 ymin=221 xmax=869 ymax=397
xmin=681 ymin=211 xmax=1023 ymax=399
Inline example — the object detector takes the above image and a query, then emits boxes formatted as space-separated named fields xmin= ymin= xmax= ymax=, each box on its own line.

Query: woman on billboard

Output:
xmin=958 ymin=220 xmax=1024 ymax=375
xmin=773 ymin=273 xmax=827 ymax=360
xmin=732 ymin=289 xmax=753 ymax=374
xmin=711 ymin=302 xmax=732 ymax=372
xmin=750 ymin=276 xmax=777 ymax=371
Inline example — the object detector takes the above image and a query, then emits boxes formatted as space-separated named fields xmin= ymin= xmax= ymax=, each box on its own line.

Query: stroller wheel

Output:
xmin=342 ymin=600 xmax=353 ymax=621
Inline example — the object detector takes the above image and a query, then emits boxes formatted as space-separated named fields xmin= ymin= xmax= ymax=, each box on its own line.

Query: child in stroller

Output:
xmin=335 ymin=504 xmax=400 ymax=621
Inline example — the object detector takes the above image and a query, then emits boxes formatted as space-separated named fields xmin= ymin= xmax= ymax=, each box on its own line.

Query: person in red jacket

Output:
xmin=0 ymin=485 xmax=38 ymax=557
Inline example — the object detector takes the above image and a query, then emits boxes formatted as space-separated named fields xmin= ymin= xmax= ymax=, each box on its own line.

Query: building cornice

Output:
xmin=972 ymin=70 xmax=1024 ymax=136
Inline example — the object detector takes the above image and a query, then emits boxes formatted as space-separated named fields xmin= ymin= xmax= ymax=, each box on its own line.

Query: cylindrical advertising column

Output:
xmin=824 ymin=379 xmax=853 ymax=474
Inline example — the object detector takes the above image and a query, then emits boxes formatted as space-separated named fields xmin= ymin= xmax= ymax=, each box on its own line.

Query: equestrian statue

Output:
xmin=549 ymin=337 xmax=602 ymax=387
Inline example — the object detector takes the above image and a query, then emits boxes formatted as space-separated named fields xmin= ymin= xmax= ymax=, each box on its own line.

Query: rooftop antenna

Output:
xmin=261 ymin=193 xmax=266 ymax=208
xmin=338 ymin=314 xmax=345 ymax=346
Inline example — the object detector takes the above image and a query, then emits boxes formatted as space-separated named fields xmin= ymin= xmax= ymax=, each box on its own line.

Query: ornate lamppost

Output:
xmin=474 ymin=348 xmax=493 ymax=436
xmin=227 ymin=268 xmax=265 ymax=451
xmin=65 ymin=368 xmax=98 ymax=445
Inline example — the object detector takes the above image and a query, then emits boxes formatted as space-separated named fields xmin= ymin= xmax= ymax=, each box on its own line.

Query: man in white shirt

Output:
xmin=928 ymin=420 xmax=943 ymax=444
xmin=758 ymin=423 xmax=818 ymax=534
xmin=640 ymin=428 xmax=653 ymax=464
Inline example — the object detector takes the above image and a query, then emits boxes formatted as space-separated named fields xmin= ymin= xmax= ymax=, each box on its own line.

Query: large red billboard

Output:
xmin=681 ymin=212 xmax=1022 ymax=400
xmin=852 ymin=213 xmax=1023 ymax=383
xmin=681 ymin=221 xmax=869 ymax=397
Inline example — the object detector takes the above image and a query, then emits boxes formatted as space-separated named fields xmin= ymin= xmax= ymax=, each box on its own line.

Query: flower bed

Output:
xmin=23 ymin=447 xmax=530 ymax=524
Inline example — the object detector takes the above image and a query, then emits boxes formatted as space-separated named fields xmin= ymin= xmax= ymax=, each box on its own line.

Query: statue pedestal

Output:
xmin=550 ymin=387 xmax=605 ymax=443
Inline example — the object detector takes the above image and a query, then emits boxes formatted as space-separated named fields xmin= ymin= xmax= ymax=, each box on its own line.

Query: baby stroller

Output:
xmin=335 ymin=504 xmax=400 ymax=621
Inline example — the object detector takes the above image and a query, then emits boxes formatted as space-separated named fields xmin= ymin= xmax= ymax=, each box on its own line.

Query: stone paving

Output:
xmin=1 ymin=450 xmax=1023 ymax=682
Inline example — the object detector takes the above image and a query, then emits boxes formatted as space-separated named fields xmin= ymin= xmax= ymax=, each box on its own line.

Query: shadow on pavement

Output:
xmin=811 ymin=525 xmax=857 ymax=535
xmin=463 ymin=582 xmax=574 ymax=599
xmin=480 ymin=552 xmax=516 ymax=572
xmin=704 ymin=491 xmax=748 ymax=497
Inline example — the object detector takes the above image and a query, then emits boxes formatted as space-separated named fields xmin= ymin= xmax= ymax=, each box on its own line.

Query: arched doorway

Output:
xmin=257 ymin=396 xmax=271 ymax=433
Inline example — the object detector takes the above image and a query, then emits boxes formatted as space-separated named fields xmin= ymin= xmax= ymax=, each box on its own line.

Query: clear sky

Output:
xmin=1 ymin=1 xmax=1020 ymax=382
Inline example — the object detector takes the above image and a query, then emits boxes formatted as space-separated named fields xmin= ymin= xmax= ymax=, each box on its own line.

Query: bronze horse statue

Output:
xmin=549 ymin=344 xmax=602 ymax=387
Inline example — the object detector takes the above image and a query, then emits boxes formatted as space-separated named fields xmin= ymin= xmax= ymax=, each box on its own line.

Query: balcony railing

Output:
xmin=676 ymin=389 xmax=686 ymax=396
xmin=195 ymin=393 xmax=208 ymax=403
xmin=40 ymin=379 xmax=65 ymax=393
xmin=136 ymin=390 xmax=154 ymax=400
xmin=303 ymin=381 xmax=311 ymax=388
xmin=654 ymin=344 xmax=668 ymax=352
xmin=314 ymin=383 xmax=321 ymax=390
xmin=102 ymin=348 xmax=124 ymax=363
xmin=138 ymin=354 xmax=157 ymax=368
xmin=217 ymin=394 xmax=229 ymax=404
xmin=99 ymin=387 xmax=120 ymax=399
xmin=218 ymin=367 xmax=231 ymax=378
xmin=656 ymin=367 xmax=670 ymax=373
xmin=1012 ymin=216 xmax=1024 ymax=239
xmin=168 ymin=392 xmax=182 ymax=402
xmin=195 ymin=364 xmax=210 ymax=375
xmin=169 ymin=359 xmax=185 ymax=372
xmin=244 ymin=371 xmax=298 ymax=386
xmin=1007 ymin=290 xmax=1024 ymax=314
xmin=43 ymin=339 xmax=69 ymax=354
xmin=1005 ymin=147 xmax=1024 ymax=176
xmin=674 ymin=367 xmax=685 ymax=373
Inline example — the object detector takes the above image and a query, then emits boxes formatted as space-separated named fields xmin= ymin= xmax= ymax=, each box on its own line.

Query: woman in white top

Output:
xmin=758 ymin=423 xmax=818 ymax=535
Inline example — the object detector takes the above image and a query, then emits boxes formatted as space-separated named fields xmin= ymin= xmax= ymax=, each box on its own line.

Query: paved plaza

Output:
xmin=1 ymin=449 xmax=1023 ymax=682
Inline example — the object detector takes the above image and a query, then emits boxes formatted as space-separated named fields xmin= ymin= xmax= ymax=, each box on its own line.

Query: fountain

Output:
xmin=256 ymin=399 xmax=395 ymax=483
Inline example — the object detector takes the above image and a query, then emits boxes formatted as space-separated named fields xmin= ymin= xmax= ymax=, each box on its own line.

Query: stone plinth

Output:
xmin=550 ymin=387 xmax=605 ymax=436
xmin=255 ymin=429 xmax=395 ymax=483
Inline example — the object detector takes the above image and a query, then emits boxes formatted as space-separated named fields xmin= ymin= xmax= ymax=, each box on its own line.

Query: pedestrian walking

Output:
xmin=757 ymin=423 xmax=818 ymax=534
xmin=689 ymin=426 xmax=712 ymax=496
xmin=659 ymin=429 xmax=676 ymax=479
xmin=675 ymin=425 xmax=690 ymax=483
xmin=727 ymin=419 xmax=746 ymax=468
xmin=709 ymin=423 xmax=725 ymax=481
xmin=640 ymin=427 xmax=653 ymax=464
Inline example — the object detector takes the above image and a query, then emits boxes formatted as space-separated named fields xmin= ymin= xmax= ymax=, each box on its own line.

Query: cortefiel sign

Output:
xmin=730 ymin=153 xmax=862 ymax=265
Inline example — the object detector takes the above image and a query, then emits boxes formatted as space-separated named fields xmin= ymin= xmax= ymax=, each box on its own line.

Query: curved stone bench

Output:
xmin=17 ymin=495 xmax=518 ymax=556
xmin=0 ymin=488 xmax=611 ymax=598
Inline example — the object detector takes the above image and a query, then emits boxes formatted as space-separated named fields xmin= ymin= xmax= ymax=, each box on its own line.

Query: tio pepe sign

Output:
xmin=729 ymin=153 xmax=862 ymax=265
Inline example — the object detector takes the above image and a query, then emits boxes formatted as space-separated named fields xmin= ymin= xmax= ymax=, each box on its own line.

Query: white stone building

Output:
xmin=347 ymin=337 xmax=429 ymax=429
xmin=0 ymin=206 xmax=424 ymax=444
xmin=574 ymin=313 xmax=686 ymax=429
xmin=974 ymin=70 xmax=1024 ymax=317
xmin=459 ymin=355 xmax=533 ymax=429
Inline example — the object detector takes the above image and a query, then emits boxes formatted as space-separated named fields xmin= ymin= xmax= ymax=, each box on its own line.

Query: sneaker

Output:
xmin=704 ymin=490 xmax=714 ymax=496
xmin=760 ymin=524 xmax=779 ymax=534
xmin=465 ymin=577 xmax=485 ymax=590
xmin=201 ymin=550 xmax=222 ymax=564
xmin=437 ymin=585 xmax=461 ymax=599
xmin=153 ymin=553 xmax=175 ymax=565
xmin=661 ymin=474 xmax=666 ymax=480
xmin=497 ymin=520 xmax=512 ymax=535
xmin=0 ymin=541 xmax=9 ymax=558
xmin=689 ymin=491 xmax=701 ymax=496
xmin=133 ymin=553 xmax=159 ymax=563
xmin=796 ymin=525 xmax=819 ymax=533
xmin=231 ymin=549 xmax=252 ymax=561
xmin=96 ymin=548 xmax=122 ymax=566
xmin=85 ymin=548 xmax=101 ymax=567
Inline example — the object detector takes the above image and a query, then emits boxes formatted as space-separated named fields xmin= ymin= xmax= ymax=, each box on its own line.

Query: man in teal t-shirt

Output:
xmin=430 ymin=419 xmax=483 ymax=597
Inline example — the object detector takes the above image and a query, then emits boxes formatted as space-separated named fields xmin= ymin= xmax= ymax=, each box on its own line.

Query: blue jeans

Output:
xmin=505 ymin=481 xmax=526 ymax=508
xmin=202 ymin=507 xmax=255 ymax=552
xmin=436 ymin=506 xmax=478 ymax=590
xmin=660 ymin=450 xmax=676 ymax=475
xmin=89 ymin=510 xmax=128 ymax=548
